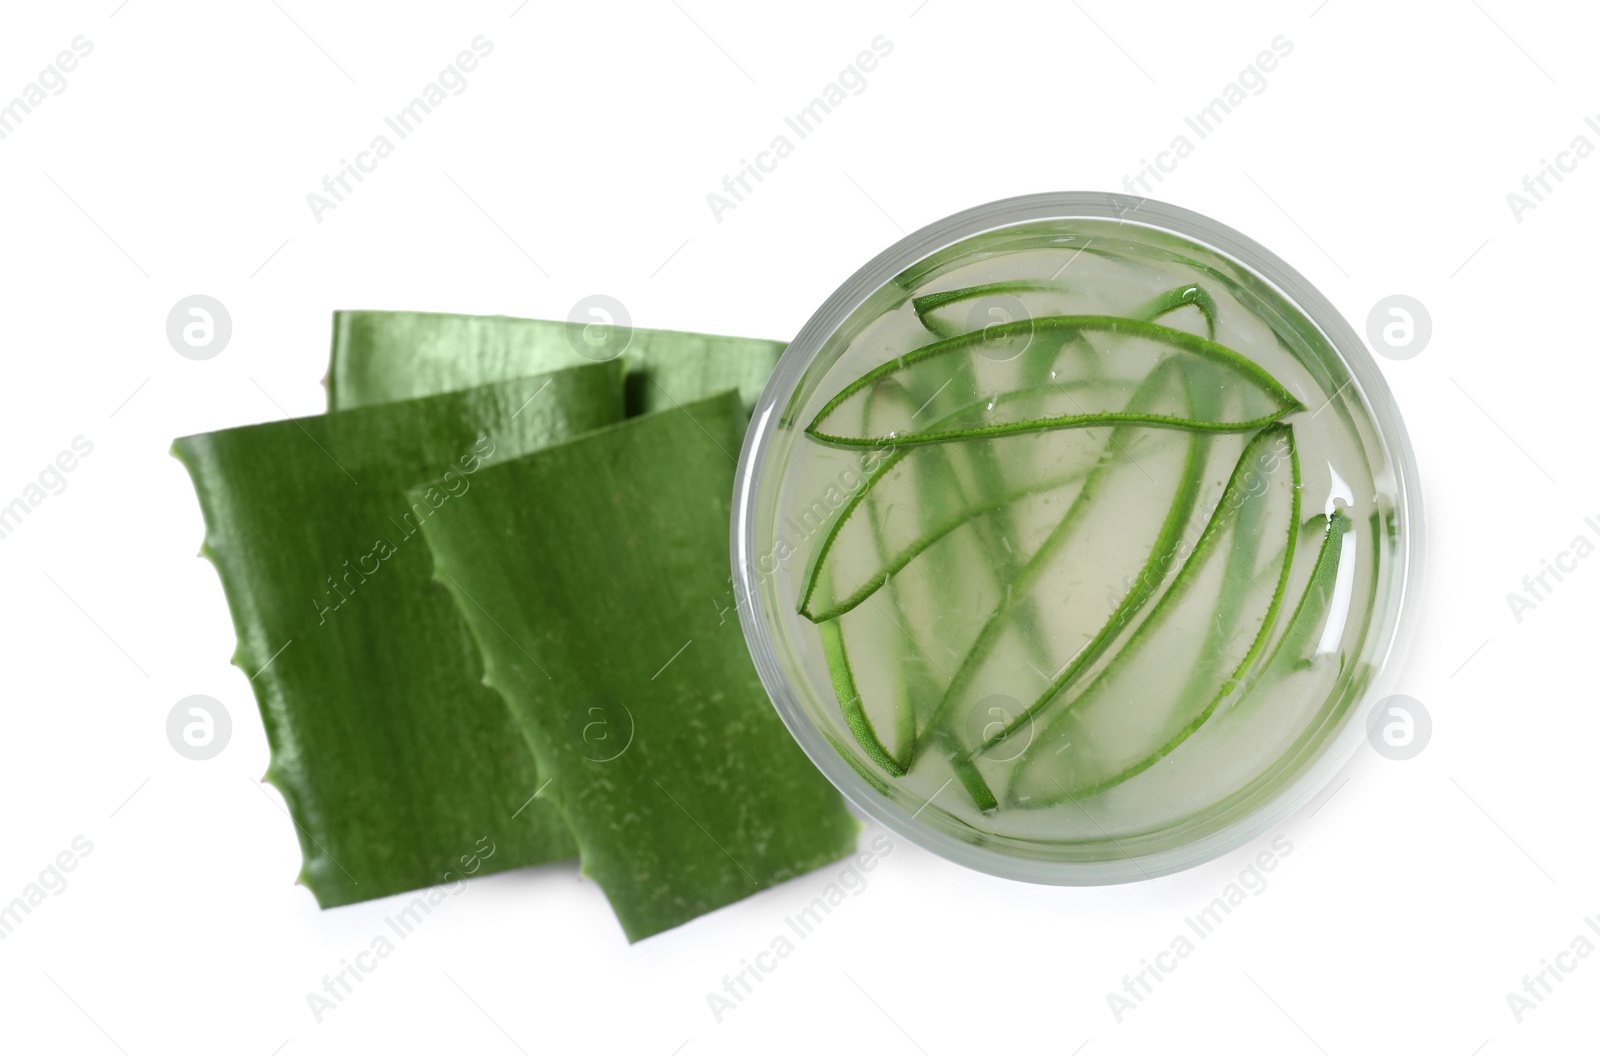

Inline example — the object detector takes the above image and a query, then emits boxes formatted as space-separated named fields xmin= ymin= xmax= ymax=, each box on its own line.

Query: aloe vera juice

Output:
xmin=768 ymin=221 xmax=1400 ymax=852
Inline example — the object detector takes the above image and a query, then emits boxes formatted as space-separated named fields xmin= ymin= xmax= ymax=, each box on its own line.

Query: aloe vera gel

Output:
xmin=734 ymin=195 xmax=1421 ymax=880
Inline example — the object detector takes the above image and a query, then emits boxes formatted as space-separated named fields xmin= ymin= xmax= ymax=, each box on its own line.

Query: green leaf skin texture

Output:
xmin=327 ymin=309 xmax=785 ymax=416
xmin=416 ymin=392 xmax=858 ymax=942
xmin=805 ymin=315 xmax=1303 ymax=447
xmin=1004 ymin=424 xmax=1302 ymax=806
xmin=172 ymin=363 xmax=626 ymax=907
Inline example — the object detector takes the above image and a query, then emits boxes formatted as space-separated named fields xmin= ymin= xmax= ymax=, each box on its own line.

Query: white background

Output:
xmin=1 ymin=0 xmax=1594 ymax=1052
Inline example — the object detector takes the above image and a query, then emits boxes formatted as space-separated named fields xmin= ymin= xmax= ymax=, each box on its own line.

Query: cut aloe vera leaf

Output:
xmin=806 ymin=382 xmax=1122 ymax=782
xmin=1004 ymin=424 xmax=1302 ymax=806
xmin=1127 ymin=240 xmax=1368 ymax=443
xmin=917 ymin=358 xmax=1214 ymax=791
xmin=875 ymin=287 xmax=1220 ymax=667
xmin=327 ymin=309 xmax=785 ymax=416
xmin=415 ymin=392 xmax=857 ymax=942
xmin=172 ymin=363 xmax=627 ymax=907
xmin=913 ymin=280 xmax=1074 ymax=318
xmin=816 ymin=383 xmax=950 ymax=772
xmin=1129 ymin=511 xmax=1355 ymax=812
xmin=829 ymin=375 xmax=919 ymax=771
xmin=846 ymin=398 xmax=1006 ymax=741
xmin=888 ymin=344 xmax=1067 ymax=686
xmin=807 ymin=316 xmax=1301 ymax=447
xmin=891 ymin=227 xmax=1125 ymax=295
xmin=819 ymin=619 xmax=909 ymax=776
xmin=798 ymin=381 xmax=1125 ymax=623
xmin=1178 ymin=510 xmax=1354 ymax=740
xmin=913 ymin=281 xmax=1083 ymax=343
xmin=916 ymin=280 xmax=1218 ymax=343
xmin=1256 ymin=508 xmax=1355 ymax=684
xmin=948 ymin=375 xmax=1231 ymax=761
xmin=802 ymin=287 xmax=1225 ymax=621
xmin=801 ymin=451 xmax=1100 ymax=623
xmin=1130 ymin=283 xmax=1219 ymax=340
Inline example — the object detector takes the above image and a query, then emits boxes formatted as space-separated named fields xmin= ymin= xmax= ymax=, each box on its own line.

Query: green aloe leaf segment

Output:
xmin=178 ymin=313 xmax=857 ymax=940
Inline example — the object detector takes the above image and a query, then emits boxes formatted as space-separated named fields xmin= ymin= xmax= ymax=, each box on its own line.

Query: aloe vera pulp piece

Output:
xmin=327 ymin=309 xmax=786 ymax=416
xmin=1120 ymin=510 xmax=1355 ymax=816
xmin=891 ymin=226 xmax=1126 ymax=295
xmin=806 ymin=315 xmax=1302 ymax=447
xmin=818 ymin=619 xmax=908 ymax=776
xmin=415 ymin=392 xmax=858 ymax=941
xmin=913 ymin=358 xmax=1213 ymax=807
xmin=797 ymin=379 xmax=1120 ymax=618
xmin=819 ymin=389 xmax=1018 ymax=789
xmin=912 ymin=282 xmax=1098 ymax=379
xmin=1176 ymin=511 xmax=1354 ymax=738
xmin=914 ymin=280 xmax=1219 ymax=343
xmin=1129 ymin=283 xmax=1220 ymax=339
xmin=809 ymin=377 xmax=1092 ymax=777
xmin=1250 ymin=508 xmax=1355 ymax=687
xmin=891 ymin=280 xmax=1225 ymax=441
xmin=799 ymin=284 xmax=1231 ymax=622
xmin=172 ymin=363 xmax=626 ymax=906
xmin=913 ymin=280 xmax=1078 ymax=327
xmin=800 ymin=433 xmax=1108 ymax=623
xmin=884 ymin=325 xmax=1068 ymax=693
xmin=905 ymin=286 xmax=1227 ymax=696
xmin=814 ymin=383 xmax=951 ymax=773
xmin=1004 ymin=424 xmax=1302 ymax=805
xmin=812 ymin=382 xmax=1101 ymax=775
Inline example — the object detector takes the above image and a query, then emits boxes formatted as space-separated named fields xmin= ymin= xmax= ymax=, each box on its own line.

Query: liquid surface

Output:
xmin=754 ymin=219 xmax=1403 ymax=859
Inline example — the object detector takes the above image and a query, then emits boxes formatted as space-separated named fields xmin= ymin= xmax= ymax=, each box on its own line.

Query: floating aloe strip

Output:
xmin=912 ymin=280 xmax=1085 ymax=349
xmin=802 ymin=449 xmax=1104 ymax=623
xmin=901 ymin=315 xmax=1073 ymax=689
xmin=1250 ymin=508 xmax=1354 ymax=687
xmin=907 ymin=282 xmax=1219 ymax=411
xmin=931 ymin=359 xmax=1223 ymax=762
xmin=916 ymin=280 xmax=1218 ymax=342
xmin=913 ymin=283 xmax=1226 ymax=700
xmin=815 ymin=382 xmax=936 ymax=773
xmin=806 ymin=315 xmax=1302 ymax=447
xmin=906 ymin=290 xmax=1171 ymax=654
xmin=1104 ymin=233 xmax=1370 ymax=445
xmin=912 ymin=359 xmax=1213 ymax=808
xmin=173 ymin=364 xmax=625 ymax=906
xmin=912 ymin=279 xmax=1075 ymax=318
xmin=1138 ymin=509 xmax=1354 ymax=802
xmin=804 ymin=284 xmax=1223 ymax=625
xmin=327 ymin=309 xmax=786 ymax=416
xmin=819 ymin=620 xmax=908 ymax=777
xmin=814 ymin=379 xmax=1120 ymax=775
xmin=416 ymin=392 xmax=858 ymax=941
xmin=890 ymin=226 xmax=1124 ymax=294
xmin=797 ymin=382 xmax=1124 ymax=622
xmin=1129 ymin=283 xmax=1219 ymax=340
xmin=1003 ymin=424 xmax=1302 ymax=805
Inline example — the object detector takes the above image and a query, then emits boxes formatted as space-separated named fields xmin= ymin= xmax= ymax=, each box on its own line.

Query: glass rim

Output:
xmin=731 ymin=190 xmax=1426 ymax=884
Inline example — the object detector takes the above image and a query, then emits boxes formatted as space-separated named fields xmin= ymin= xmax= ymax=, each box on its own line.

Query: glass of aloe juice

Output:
xmin=733 ymin=193 xmax=1422 ymax=882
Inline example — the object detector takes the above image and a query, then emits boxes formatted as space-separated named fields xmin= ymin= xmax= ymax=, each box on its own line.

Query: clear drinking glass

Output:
xmin=732 ymin=192 xmax=1423 ymax=883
